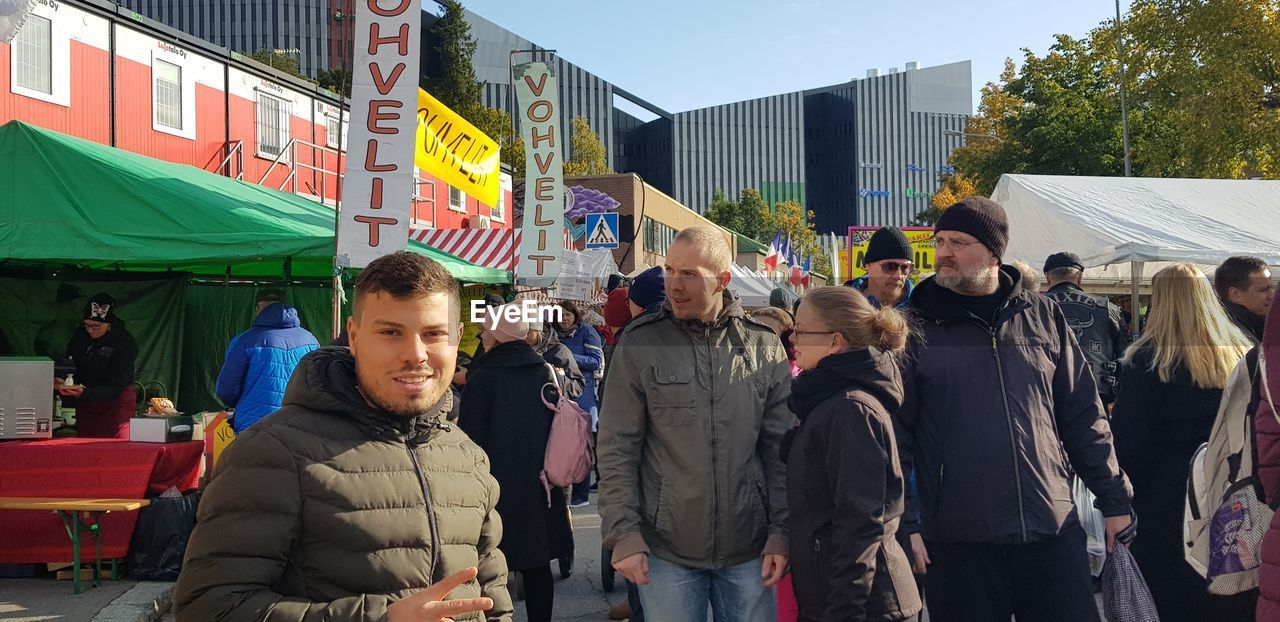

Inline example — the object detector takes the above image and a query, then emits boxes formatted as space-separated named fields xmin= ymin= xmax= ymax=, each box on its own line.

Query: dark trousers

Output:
xmin=522 ymin=565 xmax=554 ymax=622
xmin=627 ymin=579 xmax=645 ymax=622
xmin=926 ymin=528 xmax=1099 ymax=622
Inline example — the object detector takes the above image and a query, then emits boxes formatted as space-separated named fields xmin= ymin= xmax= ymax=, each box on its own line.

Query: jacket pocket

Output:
xmin=649 ymin=365 xmax=697 ymax=426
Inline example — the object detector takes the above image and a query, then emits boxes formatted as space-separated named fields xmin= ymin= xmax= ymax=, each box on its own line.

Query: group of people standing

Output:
xmin=164 ymin=194 xmax=1279 ymax=622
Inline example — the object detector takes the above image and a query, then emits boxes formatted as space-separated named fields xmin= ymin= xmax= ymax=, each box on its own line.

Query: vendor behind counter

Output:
xmin=55 ymin=292 xmax=137 ymax=439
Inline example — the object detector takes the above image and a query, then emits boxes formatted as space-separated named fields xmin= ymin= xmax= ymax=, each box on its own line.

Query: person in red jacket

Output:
xmin=1253 ymin=299 xmax=1280 ymax=620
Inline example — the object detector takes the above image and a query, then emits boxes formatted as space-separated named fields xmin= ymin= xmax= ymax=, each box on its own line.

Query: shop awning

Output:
xmin=0 ymin=121 xmax=511 ymax=284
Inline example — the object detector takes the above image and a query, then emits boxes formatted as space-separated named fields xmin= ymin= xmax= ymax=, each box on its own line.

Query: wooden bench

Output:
xmin=0 ymin=497 xmax=149 ymax=593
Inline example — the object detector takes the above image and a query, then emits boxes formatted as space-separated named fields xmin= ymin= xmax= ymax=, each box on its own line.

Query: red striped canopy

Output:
xmin=409 ymin=227 xmax=574 ymax=272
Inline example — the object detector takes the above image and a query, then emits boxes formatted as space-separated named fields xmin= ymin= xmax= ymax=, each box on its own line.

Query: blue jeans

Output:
xmin=638 ymin=555 xmax=776 ymax=622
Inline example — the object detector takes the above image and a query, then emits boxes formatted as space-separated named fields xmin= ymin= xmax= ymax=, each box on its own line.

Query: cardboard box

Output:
xmin=129 ymin=416 xmax=195 ymax=443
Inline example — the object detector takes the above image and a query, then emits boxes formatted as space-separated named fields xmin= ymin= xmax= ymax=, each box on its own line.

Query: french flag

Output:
xmin=764 ymin=231 xmax=782 ymax=271
xmin=790 ymin=251 xmax=805 ymax=286
xmin=801 ymin=256 xmax=812 ymax=287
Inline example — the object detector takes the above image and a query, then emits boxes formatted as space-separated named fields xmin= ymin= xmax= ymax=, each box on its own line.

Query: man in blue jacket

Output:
xmin=216 ymin=289 xmax=319 ymax=433
xmin=844 ymin=226 xmax=915 ymax=310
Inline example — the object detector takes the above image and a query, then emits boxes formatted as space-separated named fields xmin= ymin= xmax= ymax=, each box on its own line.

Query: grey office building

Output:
xmin=115 ymin=0 xmax=335 ymax=77
xmin=445 ymin=9 xmax=973 ymax=232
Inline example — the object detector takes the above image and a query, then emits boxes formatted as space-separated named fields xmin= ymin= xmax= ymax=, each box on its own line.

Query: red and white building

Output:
xmin=0 ymin=0 xmax=512 ymax=234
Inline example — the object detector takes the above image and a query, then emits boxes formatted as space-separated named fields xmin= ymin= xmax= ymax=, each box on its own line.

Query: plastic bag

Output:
xmin=1102 ymin=517 xmax=1160 ymax=622
xmin=129 ymin=491 xmax=200 ymax=581
xmin=1073 ymin=475 xmax=1107 ymax=577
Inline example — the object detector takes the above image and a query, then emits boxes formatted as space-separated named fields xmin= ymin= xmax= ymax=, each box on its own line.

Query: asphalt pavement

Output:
xmin=513 ymin=496 xmax=617 ymax=621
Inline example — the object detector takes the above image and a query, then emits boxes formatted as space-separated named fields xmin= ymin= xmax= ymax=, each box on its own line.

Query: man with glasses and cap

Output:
xmin=1043 ymin=251 xmax=1129 ymax=406
xmin=845 ymin=226 xmax=916 ymax=309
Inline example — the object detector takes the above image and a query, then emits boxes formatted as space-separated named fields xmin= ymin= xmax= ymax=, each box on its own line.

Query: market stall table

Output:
xmin=0 ymin=438 xmax=201 ymax=565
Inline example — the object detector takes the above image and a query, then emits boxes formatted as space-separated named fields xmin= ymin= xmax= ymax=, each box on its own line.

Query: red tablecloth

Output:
xmin=0 ymin=438 xmax=202 ymax=563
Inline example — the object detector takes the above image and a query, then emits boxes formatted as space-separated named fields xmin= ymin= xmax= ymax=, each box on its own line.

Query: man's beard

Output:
xmin=936 ymin=264 xmax=998 ymax=296
xmin=358 ymin=365 xmax=451 ymax=418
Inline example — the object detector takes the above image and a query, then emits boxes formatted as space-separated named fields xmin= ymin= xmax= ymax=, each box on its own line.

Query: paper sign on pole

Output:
xmin=335 ymin=0 xmax=421 ymax=269
xmin=513 ymin=61 xmax=564 ymax=285
xmin=415 ymin=88 xmax=500 ymax=208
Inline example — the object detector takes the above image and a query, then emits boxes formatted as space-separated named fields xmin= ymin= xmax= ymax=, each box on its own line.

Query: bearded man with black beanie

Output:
xmin=895 ymin=197 xmax=1133 ymax=621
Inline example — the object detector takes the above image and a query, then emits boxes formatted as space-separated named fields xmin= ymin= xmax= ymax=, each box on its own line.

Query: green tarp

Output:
xmin=0 ymin=121 xmax=511 ymax=284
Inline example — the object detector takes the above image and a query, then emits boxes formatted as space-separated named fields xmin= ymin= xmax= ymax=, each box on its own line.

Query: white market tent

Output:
xmin=993 ymin=174 xmax=1280 ymax=331
xmin=729 ymin=263 xmax=778 ymax=308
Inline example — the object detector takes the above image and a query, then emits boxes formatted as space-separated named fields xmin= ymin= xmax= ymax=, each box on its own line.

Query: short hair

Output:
xmin=353 ymin=251 xmax=458 ymax=317
xmin=750 ymin=306 xmax=794 ymax=331
xmin=557 ymin=300 xmax=582 ymax=323
xmin=673 ymin=224 xmax=732 ymax=273
xmin=1046 ymin=266 xmax=1082 ymax=282
xmin=256 ymin=288 xmax=286 ymax=304
xmin=1215 ymin=256 xmax=1269 ymax=302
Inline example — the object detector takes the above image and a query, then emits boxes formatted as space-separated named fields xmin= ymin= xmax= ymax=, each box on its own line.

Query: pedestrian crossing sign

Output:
xmin=585 ymin=212 xmax=620 ymax=249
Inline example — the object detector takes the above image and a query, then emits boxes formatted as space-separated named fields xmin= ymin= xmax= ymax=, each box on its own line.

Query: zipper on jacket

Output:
xmin=988 ymin=327 xmax=1029 ymax=542
xmin=705 ymin=326 xmax=720 ymax=566
xmin=406 ymin=441 xmax=443 ymax=582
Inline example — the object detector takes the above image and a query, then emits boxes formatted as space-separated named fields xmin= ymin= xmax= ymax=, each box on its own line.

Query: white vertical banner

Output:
xmin=513 ymin=61 xmax=564 ymax=285
xmin=336 ymin=0 xmax=420 ymax=269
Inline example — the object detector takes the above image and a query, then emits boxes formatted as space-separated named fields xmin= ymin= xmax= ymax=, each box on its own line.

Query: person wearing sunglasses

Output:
xmin=844 ymin=227 xmax=916 ymax=310
xmin=54 ymin=292 xmax=137 ymax=438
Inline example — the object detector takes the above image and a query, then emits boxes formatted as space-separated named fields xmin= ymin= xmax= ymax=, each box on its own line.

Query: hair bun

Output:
xmin=873 ymin=306 xmax=909 ymax=352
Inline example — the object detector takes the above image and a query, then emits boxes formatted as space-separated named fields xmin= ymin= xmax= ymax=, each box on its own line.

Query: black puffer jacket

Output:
xmin=898 ymin=266 xmax=1132 ymax=544
xmin=786 ymin=349 xmax=921 ymax=621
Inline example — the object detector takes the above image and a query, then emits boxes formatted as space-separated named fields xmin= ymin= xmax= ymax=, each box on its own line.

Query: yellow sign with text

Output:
xmin=416 ymin=88 xmax=501 ymax=208
xmin=845 ymin=227 xmax=936 ymax=281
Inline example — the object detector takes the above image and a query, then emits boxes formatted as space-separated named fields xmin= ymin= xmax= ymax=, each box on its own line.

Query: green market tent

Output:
xmin=0 ymin=120 xmax=510 ymax=412
xmin=0 ymin=120 xmax=510 ymax=284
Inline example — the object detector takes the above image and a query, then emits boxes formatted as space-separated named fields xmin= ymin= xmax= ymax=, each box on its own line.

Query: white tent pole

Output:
xmin=1130 ymin=261 xmax=1142 ymax=336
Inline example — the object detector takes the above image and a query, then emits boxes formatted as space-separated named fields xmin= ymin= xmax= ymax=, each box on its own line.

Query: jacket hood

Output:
xmin=254 ymin=302 xmax=302 ymax=329
xmin=282 ymin=346 xmax=452 ymax=441
xmin=789 ymin=348 xmax=903 ymax=420
xmin=909 ymin=264 xmax=1029 ymax=322
xmin=474 ymin=340 xmax=546 ymax=369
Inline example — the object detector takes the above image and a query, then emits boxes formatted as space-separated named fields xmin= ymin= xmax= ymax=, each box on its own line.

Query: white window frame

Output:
xmin=324 ymin=112 xmax=348 ymax=150
xmin=150 ymin=49 xmax=196 ymax=140
xmin=490 ymin=173 xmax=509 ymax=223
xmin=448 ymin=185 xmax=466 ymax=213
xmin=255 ymin=89 xmax=292 ymax=163
xmin=9 ymin=7 xmax=71 ymax=108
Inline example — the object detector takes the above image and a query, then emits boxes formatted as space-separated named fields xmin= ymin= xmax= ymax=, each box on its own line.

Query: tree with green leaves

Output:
xmin=704 ymin=188 xmax=768 ymax=241
xmin=564 ymin=116 xmax=614 ymax=176
xmin=421 ymin=0 xmax=482 ymax=117
xmin=250 ymin=49 xmax=304 ymax=79
xmin=316 ymin=69 xmax=351 ymax=97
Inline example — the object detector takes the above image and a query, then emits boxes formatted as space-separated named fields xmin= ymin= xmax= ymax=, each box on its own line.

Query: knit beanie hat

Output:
xmin=864 ymin=227 xmax=914 ymax=264
xmin=83 ymin=292 xmax=118 ymax=323
xmin=628 ymin=267 xmax=665 ymax=310
xmin=935 ymin=196 xmax=1009 ymax=259
xmin=484 ymin=304 xmax=528 ymax=344
xmin=604 ymin=287 xmax=632 ymax=328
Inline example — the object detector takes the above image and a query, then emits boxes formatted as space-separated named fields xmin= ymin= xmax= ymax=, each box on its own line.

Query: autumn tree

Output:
xmin=915 ymin=173 xmax=978 ymax=225
xmin=563 ymin=116 xmax=614 ymax=176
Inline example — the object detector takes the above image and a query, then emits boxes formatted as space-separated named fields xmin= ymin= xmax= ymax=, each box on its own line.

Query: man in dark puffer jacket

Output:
xmin=175 ymin=252 xmax=511 ymax=622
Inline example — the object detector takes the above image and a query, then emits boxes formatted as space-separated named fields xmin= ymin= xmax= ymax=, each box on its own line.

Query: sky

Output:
xmin=446 ymin=0 xmax=1123 ymax=117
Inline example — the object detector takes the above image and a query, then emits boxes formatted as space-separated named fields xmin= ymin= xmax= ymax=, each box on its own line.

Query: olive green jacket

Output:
xmin=598 ymin=292 xmax=795 ymax=569
xmin=174 ymin=347 xmax=511 ymax=621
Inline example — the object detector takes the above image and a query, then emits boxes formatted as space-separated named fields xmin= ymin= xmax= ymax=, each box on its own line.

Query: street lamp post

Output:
xmin=1116 ymin=0 xmax=1133 ymax=177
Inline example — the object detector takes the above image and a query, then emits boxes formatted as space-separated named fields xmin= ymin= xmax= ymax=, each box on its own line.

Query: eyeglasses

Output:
xmin=83 ymin=321 xmax=108 ymax=331
xmin=878 ymin=261 xmax=915 ymax=274
xmin=791 ymin=329 xmax=835 ymax=337
xmin=931 ymin=237 xmax=983 ymax=250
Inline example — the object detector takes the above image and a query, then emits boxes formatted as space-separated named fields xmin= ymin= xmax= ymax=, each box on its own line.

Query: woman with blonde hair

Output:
xmin=784 ymin=286 xmax=922 ymax=621
xmin=1111 ymin=263 xmax=1255 ymax=622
